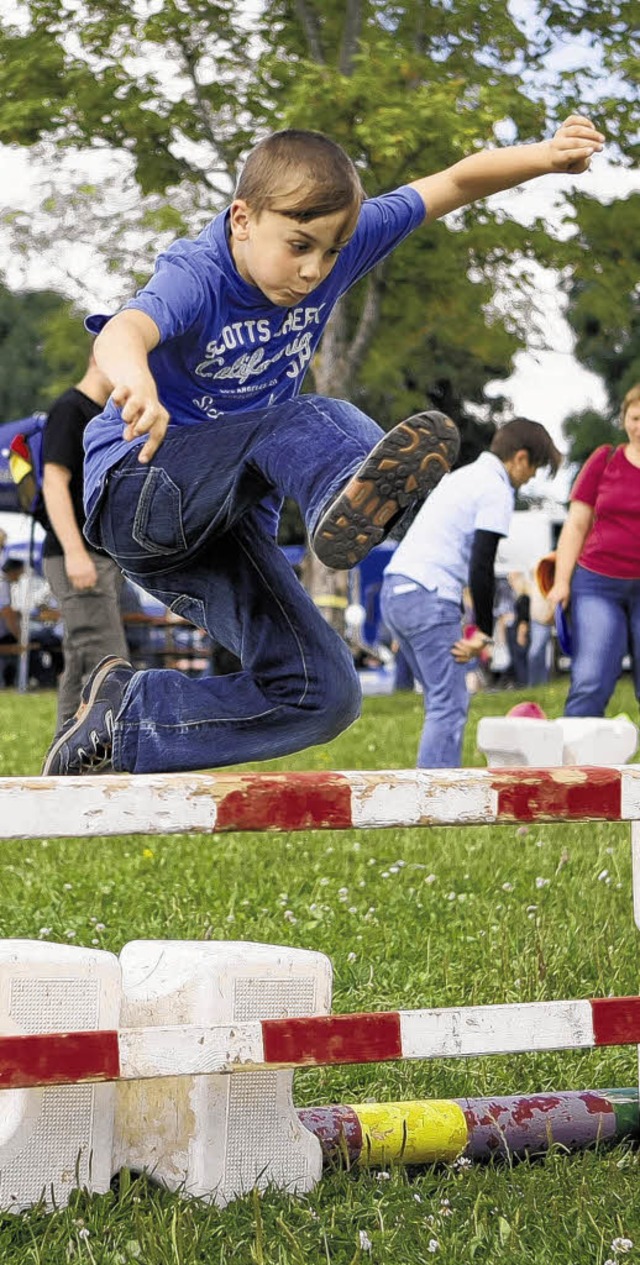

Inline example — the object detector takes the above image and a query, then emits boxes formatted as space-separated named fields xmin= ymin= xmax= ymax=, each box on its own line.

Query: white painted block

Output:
xmin=115 ymin=941 xmax=332 ymax=1206
xmin=556 ymin=717 xmax=638 ymax=766
xmin=0 ymin=940 xmax=120 ymax=1213
xmin=477 ymin=717 xmax=564 ymax=768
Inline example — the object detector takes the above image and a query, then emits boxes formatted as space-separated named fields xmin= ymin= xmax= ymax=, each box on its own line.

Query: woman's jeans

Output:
xmin=84 ymin=396 xmax=385 ymax=773
xmin=380 ymin=575 xmax=468 ymax=767
xmin=565 ymin=565 xmax=640 ymax=716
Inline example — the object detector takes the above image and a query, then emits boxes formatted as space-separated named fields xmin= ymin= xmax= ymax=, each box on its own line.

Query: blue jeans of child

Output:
xmin=380 ymin=576 xmax=468 ymax=767
xmin=565 ymin=565 xmax=640 ymax=716
xmin=85 ymin=396 xmax=386 ymax=773
xmin=528 ymin=620 xmax=552 ymax=687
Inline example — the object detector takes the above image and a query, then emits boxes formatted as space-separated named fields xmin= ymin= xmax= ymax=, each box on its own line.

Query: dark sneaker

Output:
xmin=311 ymin=411 xmax=460 ymax=569
xmin=41 ymin=655 xmax=134 ymax=776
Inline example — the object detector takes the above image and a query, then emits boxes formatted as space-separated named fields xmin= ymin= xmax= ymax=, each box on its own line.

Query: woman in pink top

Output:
xmin=549 ymin=384 xmax=640 ymax=715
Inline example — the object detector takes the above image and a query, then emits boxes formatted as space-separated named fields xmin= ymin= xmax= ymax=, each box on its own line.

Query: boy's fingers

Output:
xmin=137 ymin=424 xmax=165 ymax=464
xmin=558 ymin=123 xmax=604 ymax=145
xmin=111 ymin=384 xmax=130 ymax=408
xmin=560 ymin=114 xmax=602 ymax=133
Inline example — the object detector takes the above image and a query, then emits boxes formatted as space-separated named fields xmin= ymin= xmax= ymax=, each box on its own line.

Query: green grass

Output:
xmin=1 ymin=677 xmax=639 ymax=1263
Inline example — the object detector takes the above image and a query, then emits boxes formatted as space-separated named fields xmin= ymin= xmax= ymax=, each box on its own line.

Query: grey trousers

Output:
xmin=43 ymin=552 xmax=129 ymax=727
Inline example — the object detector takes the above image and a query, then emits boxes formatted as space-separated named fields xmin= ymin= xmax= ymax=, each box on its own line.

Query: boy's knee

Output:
xmin=315 ymin=654 xmax=361 ymax=741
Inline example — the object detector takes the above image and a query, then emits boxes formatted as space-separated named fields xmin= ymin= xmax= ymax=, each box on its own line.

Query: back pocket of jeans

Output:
xmin=132 ymin=468 xmax=188 ymax=555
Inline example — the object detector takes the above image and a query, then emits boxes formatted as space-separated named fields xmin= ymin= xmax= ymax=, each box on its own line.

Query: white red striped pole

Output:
xmin=5 ymin=765 xmax=640 ymax=837
xmin=1 ymin=995 xmax=638 ymax=1091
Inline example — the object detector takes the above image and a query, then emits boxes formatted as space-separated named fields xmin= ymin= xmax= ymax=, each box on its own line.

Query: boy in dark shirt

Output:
xmin=42 ymin=355 xmax=129 ymax=726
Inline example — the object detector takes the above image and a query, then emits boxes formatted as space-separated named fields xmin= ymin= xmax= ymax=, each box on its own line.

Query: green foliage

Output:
xmin=0 ymin=0 xmax=637 ymax=424
xmin=562 ymin=408 xmax=622 ymax=467
xmin=563 ymin=193 xmax=640 ymax=408
xmin=0 ymin=284 xmax=89 ymax=418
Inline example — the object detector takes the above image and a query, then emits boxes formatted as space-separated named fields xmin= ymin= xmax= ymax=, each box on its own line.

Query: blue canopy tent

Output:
xmin=0 ymin=415 xmax=45 ymax=513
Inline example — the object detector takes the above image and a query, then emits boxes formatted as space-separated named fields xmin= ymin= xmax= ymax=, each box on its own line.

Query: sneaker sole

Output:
xmin=41 ymin=656 xmax=131 ymax=776
xmin=312 ymin=411 xmax=460 ymax=569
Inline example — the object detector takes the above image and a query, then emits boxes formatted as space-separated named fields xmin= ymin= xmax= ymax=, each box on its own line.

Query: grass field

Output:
xmin=1 ymin=677 xmax=639 ymax=1264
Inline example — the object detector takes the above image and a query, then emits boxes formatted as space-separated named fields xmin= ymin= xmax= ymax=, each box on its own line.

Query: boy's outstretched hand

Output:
xmin=547 ymin=115 xmax=604 ymax=174
xmin=112 ymin=378 xmax=170 ymax=464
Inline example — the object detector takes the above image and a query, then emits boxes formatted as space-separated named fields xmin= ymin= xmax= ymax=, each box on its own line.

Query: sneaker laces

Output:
xmin=73 ymin=736 xmax=113 ymax=773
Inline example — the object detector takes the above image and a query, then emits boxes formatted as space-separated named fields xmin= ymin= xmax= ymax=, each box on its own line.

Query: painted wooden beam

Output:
xmin=0 ymin=996 xmax=638 ymax=1090
xmin=4 ymin=765 xmax=640 ymax=837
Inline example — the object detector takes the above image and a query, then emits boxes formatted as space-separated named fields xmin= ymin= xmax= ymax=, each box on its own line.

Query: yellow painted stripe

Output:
xmin=351 ymin=1100 xmax=467 ymax=1165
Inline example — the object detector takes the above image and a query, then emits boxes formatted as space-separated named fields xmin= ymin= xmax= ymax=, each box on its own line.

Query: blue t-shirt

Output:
xmin=83 ymin=185 xmax=425 ymax=514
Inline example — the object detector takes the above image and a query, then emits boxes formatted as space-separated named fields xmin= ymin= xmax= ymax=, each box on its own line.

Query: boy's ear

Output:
xmin=229 ymin=199 xmax=252 ymax=239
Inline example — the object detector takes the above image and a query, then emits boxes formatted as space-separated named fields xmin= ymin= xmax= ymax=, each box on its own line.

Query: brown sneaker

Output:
xmin=311 ymin=411 xmax=460 ymax=569
xmin=41 ymin=655 xmax=134 ymax=776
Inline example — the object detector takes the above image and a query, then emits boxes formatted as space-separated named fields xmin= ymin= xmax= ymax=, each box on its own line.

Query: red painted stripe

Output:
xmin=215 ymin=772 xmax=353 ymax=832
xmin=262 ymin=1012 xmax=403 ymax=1067
xmin=0 ymin=1030 xmax=120 ymax=1089
xmin=591 ymin=997 xmax=640 ymax=1046
xmin=494 ymin=767 xmax=622 ymax=823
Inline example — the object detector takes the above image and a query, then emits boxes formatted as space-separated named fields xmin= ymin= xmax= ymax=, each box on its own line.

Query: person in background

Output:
xmin=527 ymin=567 xmax=554 ymax=686
xmin=507 ymin=571 xmax=530 ymax=687
xmin=0 ymin=557 xmax=25 ymax=686
xmin=381 ymin=419 xmax=561 ymax=767
xmin=42 ymin=354 xmax=129 ymax=728
xmin=547 ymin=384 xmax=640 ymax=716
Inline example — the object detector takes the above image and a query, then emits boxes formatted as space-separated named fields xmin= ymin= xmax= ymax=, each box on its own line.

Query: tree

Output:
xmin=564 ymin=193 xmax=640 ymax=404
xmin=1 ymin=1 xmax=636 ymax=610
xmin=559 ymin=192 xmax=639 ymax=464
xmin=0 ymin=284 xmax=89 ymax=419
xmin=1 ymin=0 xmax=635 ymax=407
xmin=562 ymin=408 xmax=621 ymax=467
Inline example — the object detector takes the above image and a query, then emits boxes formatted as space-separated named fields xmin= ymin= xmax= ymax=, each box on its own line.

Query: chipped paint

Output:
xmin=214 ymin=771 xmax=353 ymax=831
xmin=493 ymin=766 xmax=621 ymax=822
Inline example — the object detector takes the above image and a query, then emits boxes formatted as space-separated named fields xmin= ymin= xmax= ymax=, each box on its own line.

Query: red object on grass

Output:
xmin=507 ymin=701 xmax=548 ymax=720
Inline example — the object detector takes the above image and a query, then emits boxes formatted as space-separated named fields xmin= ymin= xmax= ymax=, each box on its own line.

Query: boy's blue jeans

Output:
xmin=380 ymin=576 xmax=469 ymax=767
xmin=85 ymin=395 xmax=386 ymax=773
xmin=565 ymin=565 xmax=640 ymax=716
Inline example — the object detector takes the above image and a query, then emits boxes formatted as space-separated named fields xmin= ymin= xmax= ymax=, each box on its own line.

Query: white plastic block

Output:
xmin=0 ymin=939 xmax=121 ymax=1213
xmin=477 ymin=717 xmax=564 ymax=768
xmin=556 ymin=717 xmax=638 ymax=766
xmin=115 ymin=940 xmax=333 ymax=1206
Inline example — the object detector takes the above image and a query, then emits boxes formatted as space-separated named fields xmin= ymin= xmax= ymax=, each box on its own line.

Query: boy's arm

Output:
xmin=410 ymin=115 xmax=604 ymax=221
xmin=94 ymin=310 xmax=169 ymax=463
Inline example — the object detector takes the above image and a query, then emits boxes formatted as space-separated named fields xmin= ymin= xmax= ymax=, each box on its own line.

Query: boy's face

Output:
xmin=504 ymin=449 xmax=539 ymax=489
xmin=229 ymin=200 xmax=358 ymax=306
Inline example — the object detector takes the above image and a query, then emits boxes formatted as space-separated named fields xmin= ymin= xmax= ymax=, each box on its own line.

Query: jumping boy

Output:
xmin=43 ymin=115 xmax=603 ymax=776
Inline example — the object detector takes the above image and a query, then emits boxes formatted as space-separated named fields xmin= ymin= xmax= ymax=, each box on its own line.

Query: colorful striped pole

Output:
xmin=298 ymin=1089 xmax=640 ymax=1166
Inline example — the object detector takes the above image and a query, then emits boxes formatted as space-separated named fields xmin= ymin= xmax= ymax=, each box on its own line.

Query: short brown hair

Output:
xmin=235 ymin=129 xmax=365 ymax=223
xmin=490 ymin=417 xmax=562 ymax=474
xmin=621 ymin=384 xmax=640 ymax=422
